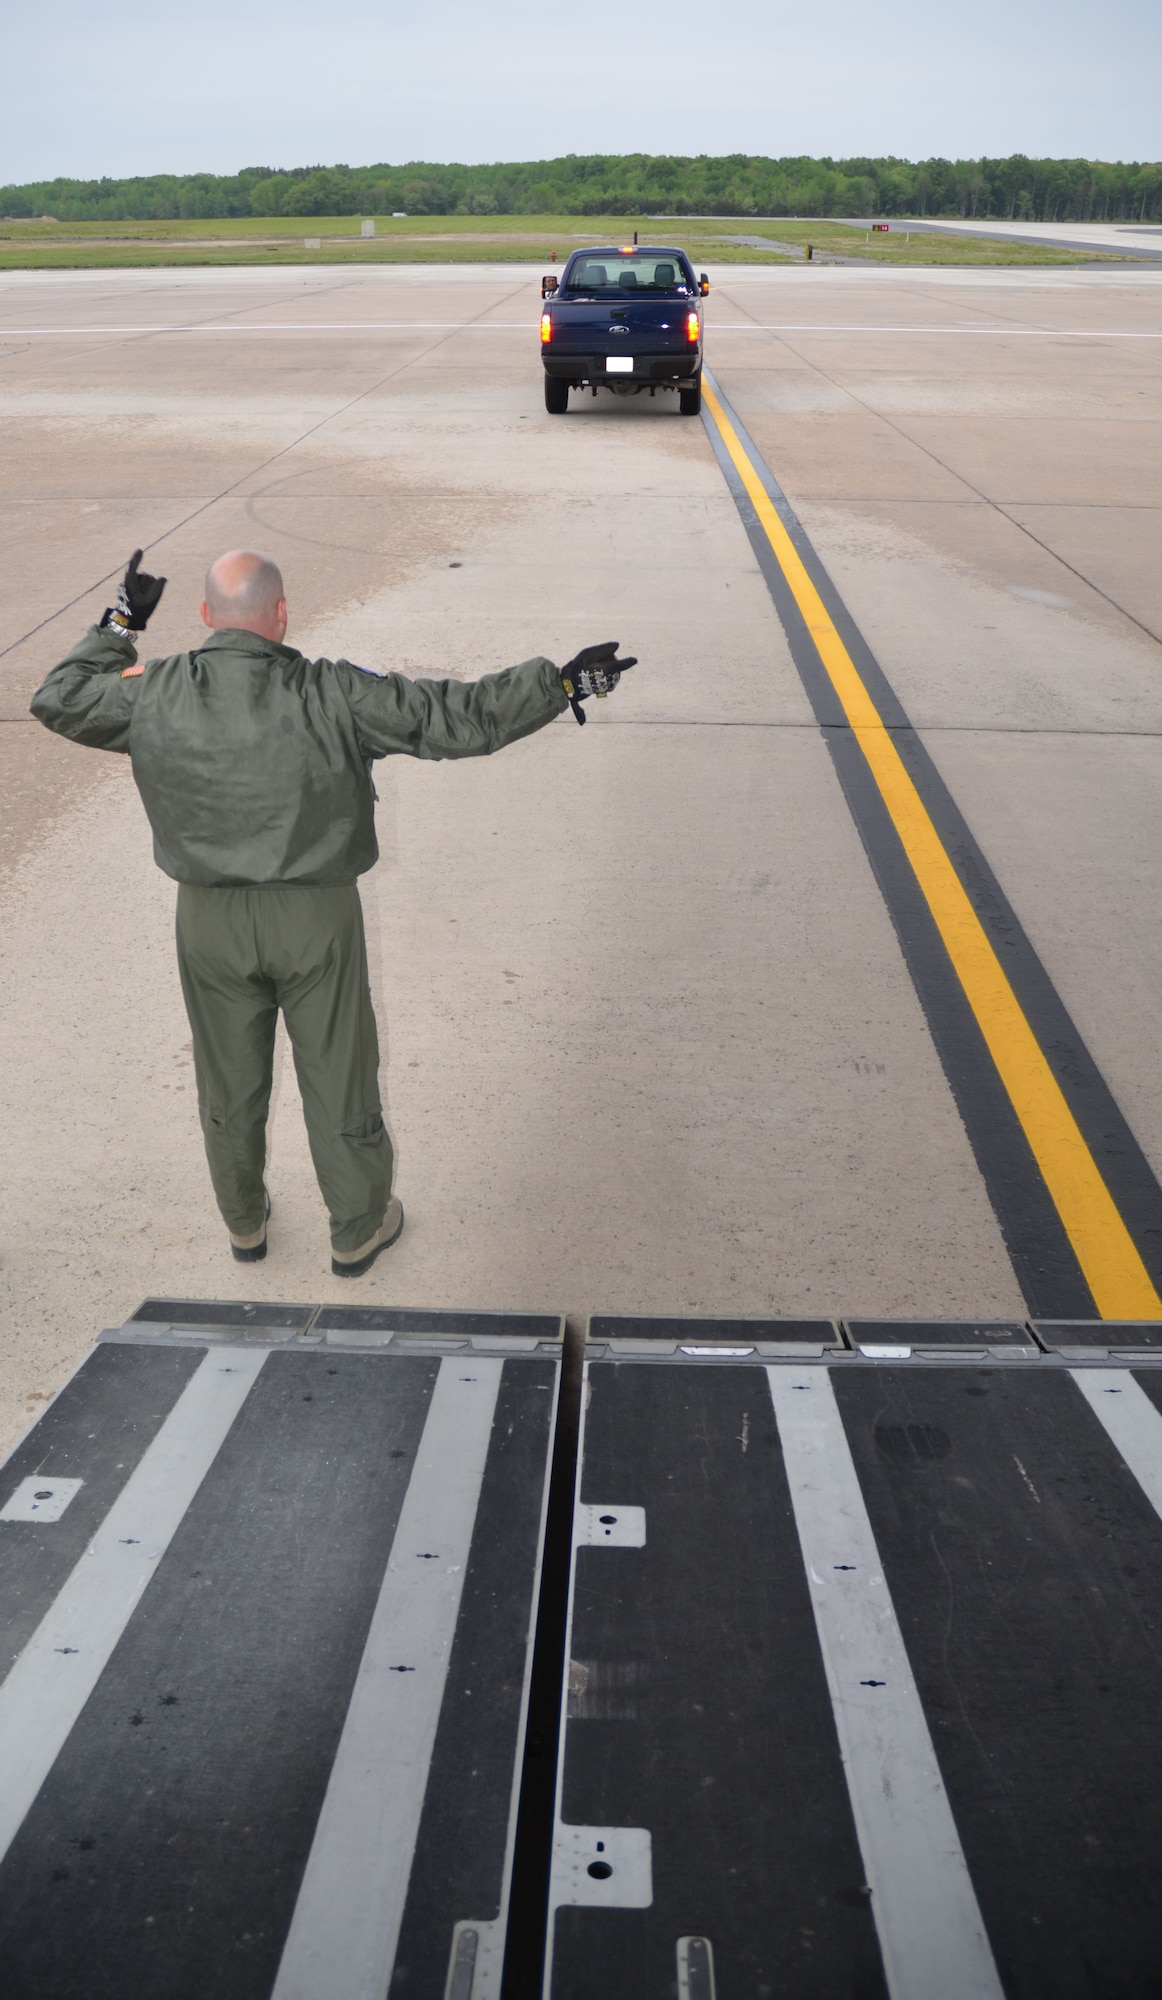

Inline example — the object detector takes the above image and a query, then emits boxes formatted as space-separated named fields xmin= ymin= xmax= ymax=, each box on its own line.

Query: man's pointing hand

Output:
xmin=100 ymin=549 xmax=168 ymax=635
xmin=559 ymin=641 xmax=637 ymax=725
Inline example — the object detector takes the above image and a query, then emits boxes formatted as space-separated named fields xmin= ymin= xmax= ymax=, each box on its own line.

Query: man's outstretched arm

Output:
xmin=340 ymin=645 xmax=637 ymax=760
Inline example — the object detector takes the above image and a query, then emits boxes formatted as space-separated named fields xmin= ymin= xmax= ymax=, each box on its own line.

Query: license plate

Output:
xmin=605 ymin=355 xmax=634 ymax=374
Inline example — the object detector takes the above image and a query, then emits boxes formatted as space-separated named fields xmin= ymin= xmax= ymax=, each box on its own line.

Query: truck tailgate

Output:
xmin=550 ymin=298 xmax=691 ymax=356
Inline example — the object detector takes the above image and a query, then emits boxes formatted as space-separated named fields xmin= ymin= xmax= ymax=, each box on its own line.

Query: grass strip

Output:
xmin=0 ymin=213 xmax=1126 ymax=270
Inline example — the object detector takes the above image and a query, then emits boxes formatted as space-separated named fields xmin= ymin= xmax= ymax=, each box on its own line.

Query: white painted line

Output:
xmin=705 ymin=324 xmax=1162 ymax=338
xmin=1070 ymin=1369 xmax=1162 ymax=1522
xmin=271 ymin=1354 xmax=503 ymax=2000
xmin=542 ymin=1360 xmax=655 ymax=1992
xmin=767 ymin=1368 xmax=1002 ymax=2000
xmin=2 ymin=322 xmax=1161 ymax=339
xmin=0 ymin=322 xmax=536 ymax=336
xmin=0 ymin=1345 xmax=266 ymax=1863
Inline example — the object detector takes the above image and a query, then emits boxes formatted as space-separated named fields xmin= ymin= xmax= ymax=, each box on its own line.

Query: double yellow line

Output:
xmin=701 ymin=375 xmax=1161 ymax=1320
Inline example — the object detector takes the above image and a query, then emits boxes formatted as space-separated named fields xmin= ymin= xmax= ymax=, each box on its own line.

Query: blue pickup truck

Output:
xmin=540 ymin=244 xmax=709 ymax=416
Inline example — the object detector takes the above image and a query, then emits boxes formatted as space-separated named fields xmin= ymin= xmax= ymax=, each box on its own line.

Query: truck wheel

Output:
xmin=679 ymin=374 xmax=702 ymax=416
xmin=544 ymin=376 xmax=570 ymax=414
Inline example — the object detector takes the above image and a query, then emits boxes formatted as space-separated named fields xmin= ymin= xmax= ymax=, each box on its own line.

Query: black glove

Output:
xmin=559 ymin=642 xmax=637 ymax=726
xmin=99 ymin=549 xmax=167 ymax=635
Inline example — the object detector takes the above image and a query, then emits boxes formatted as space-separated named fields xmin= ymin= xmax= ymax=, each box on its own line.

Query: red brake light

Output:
xmin=686 ymin=309 xmax=700 ymax=342
xmin=540 ymin=311 xmax=552 ymax=344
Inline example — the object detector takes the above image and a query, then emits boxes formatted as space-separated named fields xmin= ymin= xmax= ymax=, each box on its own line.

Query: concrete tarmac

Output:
xmin=2 ymin=261 xmax=1159 ymax=1450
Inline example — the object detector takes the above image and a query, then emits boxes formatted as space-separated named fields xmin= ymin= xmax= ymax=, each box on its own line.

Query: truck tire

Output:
xmin=544 ymin=375 xmax=570 ymax=414
xmin=679 ymin=374 xmax=702 ymax=416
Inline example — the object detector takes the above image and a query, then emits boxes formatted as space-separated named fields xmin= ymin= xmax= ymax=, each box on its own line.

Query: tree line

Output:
xmin=3 ymin=154 xmax=1160 ymax=225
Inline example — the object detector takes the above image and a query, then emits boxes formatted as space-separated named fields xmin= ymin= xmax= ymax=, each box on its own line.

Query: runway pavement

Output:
xmin=855 ymin=216 xmax=1162 ymax=262
xmin=2 ymin=261 xmax=1160 ymax=1449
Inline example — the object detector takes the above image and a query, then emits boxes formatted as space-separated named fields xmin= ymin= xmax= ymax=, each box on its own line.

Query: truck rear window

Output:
xmin=564 ymin=255 xmax=692 ymax=293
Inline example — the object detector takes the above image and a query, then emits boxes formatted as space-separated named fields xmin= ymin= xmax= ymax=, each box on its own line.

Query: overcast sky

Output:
xmin=2 ymin=0 xmax=1159 ymax=185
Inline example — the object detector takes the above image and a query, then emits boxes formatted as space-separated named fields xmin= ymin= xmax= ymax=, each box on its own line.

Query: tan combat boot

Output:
xmin=229 ymin=1190 xmax=271 ymax=1263
xmin=331 ymin=1197 xmax=405 ymax=1278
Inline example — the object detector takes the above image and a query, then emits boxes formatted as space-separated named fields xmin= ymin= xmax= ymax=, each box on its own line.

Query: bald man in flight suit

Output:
xmin=32 ymin=549 xmax=634 ymax=1276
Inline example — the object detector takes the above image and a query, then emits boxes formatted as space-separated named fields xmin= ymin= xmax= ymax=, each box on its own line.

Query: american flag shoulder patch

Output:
xmin=120 ymin=661 xmax=146 ymax=679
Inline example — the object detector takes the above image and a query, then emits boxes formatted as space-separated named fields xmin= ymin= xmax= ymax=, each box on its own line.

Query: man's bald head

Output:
xmin=201 ymin=550 xmax=287 ymax=642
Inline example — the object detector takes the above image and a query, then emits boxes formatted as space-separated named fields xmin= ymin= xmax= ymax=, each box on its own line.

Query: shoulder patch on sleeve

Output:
xmin=120 ymin=661 xmax=146 ymax=679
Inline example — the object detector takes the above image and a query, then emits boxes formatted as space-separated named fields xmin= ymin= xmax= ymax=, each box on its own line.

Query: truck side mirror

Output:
xmin=541 ymin=274 xmax=559 ymax=298
xmin=699 ymin=273 xmax=710 ymax=295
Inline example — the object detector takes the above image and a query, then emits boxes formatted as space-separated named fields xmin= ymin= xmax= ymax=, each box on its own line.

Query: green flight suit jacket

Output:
xmin=31 ymin=625 xmax=569 ymax=886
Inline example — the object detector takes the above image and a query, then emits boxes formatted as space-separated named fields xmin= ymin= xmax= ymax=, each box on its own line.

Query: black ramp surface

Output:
xmin=0 ymin=1342 xmax=203 ymax=1683
xmin=314 ymin=1305 xmax=561 ymax=1339
xmin=845 ymin=1319 xmax=1032 ymax=1350
xmin=833 ymin=1367 xmax=1162 ymax=1998
xmin=552 ymin=1363 xmax=886 ymax=1999
xmin=0 ymin=1349 xmax=439 ymax=2000
xmin=389 ymin=1358 xmax=557 ymax=1996
xmin=587 ymin=1316 xmax=839 ymax=1345
xmin=1033 ymin=1321 xmax=1162 ymax=1351
xmin=130 ymin=1300 xmax=316 ymax=1330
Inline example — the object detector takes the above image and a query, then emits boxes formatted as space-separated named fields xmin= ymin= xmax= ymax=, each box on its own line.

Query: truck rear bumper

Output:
xmin=543 ymin=352 xmax=700 ymax=383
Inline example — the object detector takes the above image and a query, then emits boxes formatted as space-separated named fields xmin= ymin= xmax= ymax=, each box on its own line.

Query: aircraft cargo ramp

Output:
xmin=2 ymin=1303 xmax=1162 ymax=1997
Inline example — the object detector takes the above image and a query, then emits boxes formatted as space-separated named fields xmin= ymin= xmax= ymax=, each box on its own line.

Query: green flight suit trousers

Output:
xmin=175 ymin=883 xmax=392 ymax=1253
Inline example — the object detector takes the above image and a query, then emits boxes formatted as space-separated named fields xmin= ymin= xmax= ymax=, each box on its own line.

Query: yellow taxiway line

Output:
xmin=701 ymin=373 xmax=1162 ymax=1320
